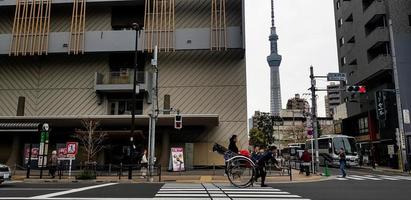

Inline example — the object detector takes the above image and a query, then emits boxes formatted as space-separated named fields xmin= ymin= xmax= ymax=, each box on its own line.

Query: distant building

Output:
xmin=325 ymin=83 xmax=341 ymax=118
xmin=286 ymin=94 xmax=309 ymax=111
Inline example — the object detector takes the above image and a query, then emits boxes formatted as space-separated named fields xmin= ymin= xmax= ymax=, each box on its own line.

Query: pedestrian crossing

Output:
xmin=335 ymin=174 xmax=411 ymax=181
xmin=154 ymin=183 xmax=310 ymax=200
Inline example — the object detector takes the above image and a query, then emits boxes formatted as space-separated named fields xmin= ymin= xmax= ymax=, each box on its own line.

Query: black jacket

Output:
xmin=228 ymin=142 xmax=239 ymax=153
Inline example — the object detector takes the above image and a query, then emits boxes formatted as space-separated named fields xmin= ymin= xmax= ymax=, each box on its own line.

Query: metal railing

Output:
xmin=95 ymin=70 xmax=146 ymax=85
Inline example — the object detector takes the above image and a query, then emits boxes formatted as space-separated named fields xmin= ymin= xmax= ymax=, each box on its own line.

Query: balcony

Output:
xmin=94 ymin=70 xmax=149 ymax=93
xmin=0 ymin=0 xmax=144 ymax=7
xmin=0 ymin=27 xmax=243 ymax=55
xmin=363 ymin=1 xmax=386 ymax=27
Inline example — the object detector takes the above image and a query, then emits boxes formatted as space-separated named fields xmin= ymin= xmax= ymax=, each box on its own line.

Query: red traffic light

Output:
xmin=358 ymin=86 xmax=366 ymax=94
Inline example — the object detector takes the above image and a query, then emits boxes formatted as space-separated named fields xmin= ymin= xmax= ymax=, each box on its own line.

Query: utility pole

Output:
xmin=148 ymin=46 xmax=159 ymax=182
xmin=388 ymin=19 xmax=407 ymax=171
xmin=310 ymin=66 xmax=320 ymax=173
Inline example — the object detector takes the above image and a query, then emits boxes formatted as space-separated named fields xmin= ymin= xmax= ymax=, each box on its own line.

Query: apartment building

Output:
xmin=334 ymin=0 xmax=411 ymax=168
xmin=325 ymin=83 xmax=341 ymax=118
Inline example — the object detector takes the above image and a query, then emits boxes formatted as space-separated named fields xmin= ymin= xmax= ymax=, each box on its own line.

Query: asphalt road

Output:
xmin=0 ymin=169 xmax=410 ymax=200
xmin=274 ymin=179 xmax=411 ymax=200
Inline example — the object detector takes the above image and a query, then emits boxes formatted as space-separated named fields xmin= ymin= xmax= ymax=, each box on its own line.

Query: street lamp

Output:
xmin=129 ymin=23 xmax=140 ymax=180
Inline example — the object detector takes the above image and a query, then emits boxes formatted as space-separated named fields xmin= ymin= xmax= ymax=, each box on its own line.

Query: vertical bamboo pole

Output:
xmin=40 ymin=0 xmax=49 ymax=55
xmin=45 ymin=0 xmax=51 ymax=54
xmin=32 ymin=0 xmax=39 ymax=54
xmin=144 ymin=0 xmax=148 ymax=51
xmin=73 ymin=0 xmax=79 ymax=54
xmin=68 ymin=0 xmax=75 ymax=54
xmin=29 ymin=0 xmax=37 ymax=55
xmin=223 ymin=0 xmax=226 ymax=50
xmin=10 ymin=0 xmax=19 ymax=55
xmin=210 ymin=0 xmax=213 ymax=50
xmin=76 ymin=0 xmax=83 ymax=54
xmin=172 ymin=0 xmax=174 ymax=51
xmin=37 ymin=0 xmax=44 ymax=54
xmin=82 ymin=0 xmax=86 ymax=54
xmin=150 ymin=0 xmax=155 ymax=53
xmin=24 ymin=0 xmax=34 ymax=55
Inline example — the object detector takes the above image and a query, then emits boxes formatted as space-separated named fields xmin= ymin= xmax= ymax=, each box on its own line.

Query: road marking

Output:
xmin=156 ymin=183 xmax=310 ymax=200
xmin=377 ymin=176 xmax=399 ymax=181
xmin=30 ymin=183 xmax=118 ymax=199
xmin=345 ymin=176 xmax=366 ymax=180
xmin=349 ymin=175 xmax=381 ymax=180
xmin=335 ymin=177 xmax=348 ymax=180
xmin=0 ymin=188 xmax=70 ymax=191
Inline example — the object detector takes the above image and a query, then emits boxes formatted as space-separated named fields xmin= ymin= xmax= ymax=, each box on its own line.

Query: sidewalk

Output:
xmin=15 ymin=169 xmax=324 ymax=184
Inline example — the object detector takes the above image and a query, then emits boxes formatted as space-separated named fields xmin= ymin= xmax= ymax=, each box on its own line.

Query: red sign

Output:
xmin=66 ymin=142 xmax=78 ymax=158
xmin=25 ymin=147 xmax=39 ymax=159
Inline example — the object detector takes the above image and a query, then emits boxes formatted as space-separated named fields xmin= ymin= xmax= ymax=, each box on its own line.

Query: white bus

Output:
xmin=306 ymin=135 xmax=359 ymax=167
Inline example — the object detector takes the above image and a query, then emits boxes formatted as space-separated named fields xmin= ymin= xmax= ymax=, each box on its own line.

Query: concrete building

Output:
xmin=286 ymin=94 xmax=309 ymax=111
xmin=0 ymin=0 xmax=247 ymax=167
xmin=267 ymin=0 xmax=282 ymax=116
xmin=333 ymin=0 xmax=411 ymax=168
xmin=325 ymin=83 xmax=341 ymax=118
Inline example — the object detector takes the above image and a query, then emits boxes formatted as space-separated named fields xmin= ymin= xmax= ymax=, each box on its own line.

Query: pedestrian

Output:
xmin=300 ymin=149 xmax=312 ymax=176
xmin=228 ymin=135 xmax=239 ymax=153
xmin=251 ymin=145 xmax=261 ymax=163
xmin=49 ymin=150 xmax=58 ymax=179
xmin=255 ymin=146 xmax=278 ymax=187
xmin=140 ymin=149 xmax=148 ymax=178
xmin=339 ymin=148 xmax=347 ymax=178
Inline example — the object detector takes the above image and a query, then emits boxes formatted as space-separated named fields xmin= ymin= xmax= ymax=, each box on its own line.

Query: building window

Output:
xmin=341 ymin=56 xmax=347 ymax=65
xmin=338 ymin=18 xmax=343 ymax=27
xmin=358 ymin=117 xmax=369 ymax=134
xmin=339 ymin=37 xmax=345 ymax=47
xmin=346 ymin=14 xmax=354 ymax=22
xmin=409 ymin=15 xmax=411 ymax=26
xmin=362 ymin=0 xmax=375 ymax=11
xmin=336 ymin=0 xmax=341 ymax=9
xmin=367 ymin=41 xmax=390 ymax=62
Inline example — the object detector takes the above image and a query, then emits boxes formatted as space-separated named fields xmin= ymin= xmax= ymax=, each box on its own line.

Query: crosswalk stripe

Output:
xmin=377 ymin=176 xmax=399 ymax=181
xmin=345 ymin=176 xmax=366 ymax=180
xmin=336 ymin=177 xmax=348 ymax=180
xmin=157 ymin=183 xmax=309 ymax=200
xmin=349 ymin=175 xmax=381 ymax=180
xmin=156 ymin=194 xmax=210 ymax=197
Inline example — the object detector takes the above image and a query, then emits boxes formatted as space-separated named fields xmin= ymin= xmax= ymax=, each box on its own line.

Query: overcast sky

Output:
xmin=245 ymin=0 xmax=339 ymax=118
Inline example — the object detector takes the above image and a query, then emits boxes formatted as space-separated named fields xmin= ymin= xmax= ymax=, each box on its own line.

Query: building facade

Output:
xmin=325 ymin=83 xmax=341 ymax=118
xmin=286 ymin=94 xmax=309 ymax=111
xmin=333 ymin=0 xmax=411 ymax=168
xmin=0 ymin=0 xmax=247 ymax=167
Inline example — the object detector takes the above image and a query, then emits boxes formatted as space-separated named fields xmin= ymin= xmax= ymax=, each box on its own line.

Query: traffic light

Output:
xmin=174 ymin=115 xmax=182 ymax=129
xmin=346 ymin=85 xmax=366 ymax=94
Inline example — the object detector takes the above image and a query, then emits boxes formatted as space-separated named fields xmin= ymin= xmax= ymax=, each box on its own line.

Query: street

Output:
xmin=1 ymin=169 xmax=410 ymax=200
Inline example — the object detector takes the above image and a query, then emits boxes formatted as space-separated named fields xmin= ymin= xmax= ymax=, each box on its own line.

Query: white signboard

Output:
xmin=171 ymin=147 xmax=185 ymax=172
xmin=327 ymin=73 xmax=347 ymax=81
xmin=403 ymin=109 xmax=410 ymax=124
xmin=387 ymin=145 xmax=395 ymax=155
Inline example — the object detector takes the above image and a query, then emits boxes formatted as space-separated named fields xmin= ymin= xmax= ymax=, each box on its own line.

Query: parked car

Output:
xmin=0 ymin=164 xmax=11 ymax=184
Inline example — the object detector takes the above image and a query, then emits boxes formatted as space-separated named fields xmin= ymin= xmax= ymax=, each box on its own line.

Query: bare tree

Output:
xmin=74 ymin=119 xmax=107 ymax=163
xmin=282 ymin=124 xmax=308 ymax=146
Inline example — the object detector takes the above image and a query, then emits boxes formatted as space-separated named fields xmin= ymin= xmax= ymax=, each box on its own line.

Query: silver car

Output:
xmin=0 ymin=164 xmax=11 ymax=184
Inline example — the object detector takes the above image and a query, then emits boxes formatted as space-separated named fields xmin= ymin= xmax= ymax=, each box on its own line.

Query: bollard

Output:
xmin=109 ymin=163 xmax=112 ymax=176
xmin=289 ymin=160 xmax=292 ymax=182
